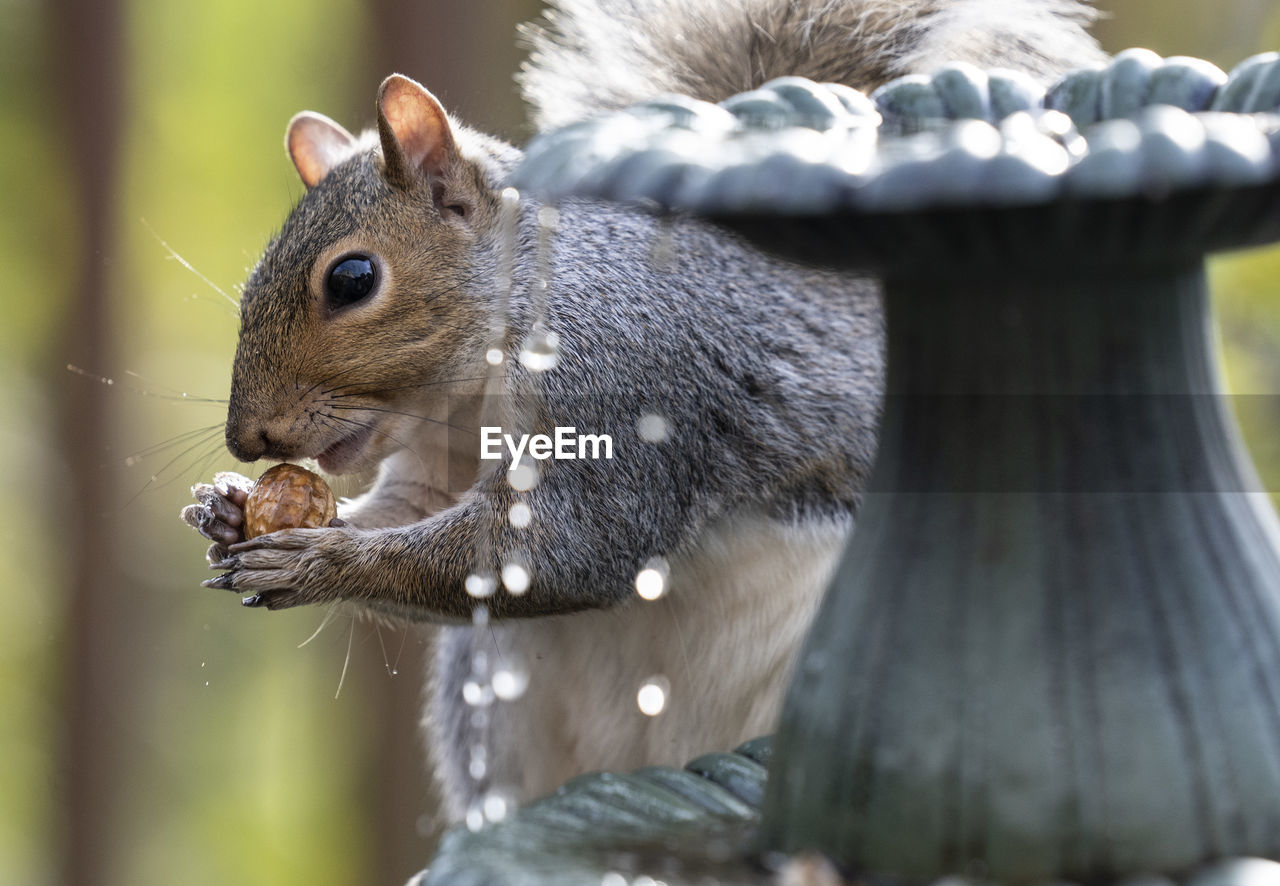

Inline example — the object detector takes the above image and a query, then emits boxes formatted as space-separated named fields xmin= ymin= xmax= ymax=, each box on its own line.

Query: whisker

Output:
xmin=299 ymin=603 xmax=344 ymax=648
xmin=320 ymin=374 xmax=506 ymax=400
xmin=335 ymin=614 xmax=355 ymax=700
xmin=420 ymin=270 xmax=490 ymax=311
xmin=67 ymin=364 xmax=227 ymax=404
xmin=315 ymin=411 xmax=426 ymax=456
xmin=323 ymin=402 xmax=480 ymax=437
xmin=122 ymin=429 xmax=227 ymax=508
xmin=140 ymin=217 xmax=240 ymax=313
xmin=314 ymin=412 xmax=430 ymax=476
xmin=123 ymin=423 xmax=224 ymax=465
xmin=123 ymin=370 xmax=228 ymax=404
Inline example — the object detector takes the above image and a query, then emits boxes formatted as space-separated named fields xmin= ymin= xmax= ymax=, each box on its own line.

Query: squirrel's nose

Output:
xmin=225 ymin=420 xmax=268 ymax=463
xmin=226 ymin=408 xmax=292 ymax=462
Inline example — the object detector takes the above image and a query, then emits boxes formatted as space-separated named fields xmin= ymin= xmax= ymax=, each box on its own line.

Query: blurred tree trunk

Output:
xmin=46 ymin=0 xmax=128 ymax=884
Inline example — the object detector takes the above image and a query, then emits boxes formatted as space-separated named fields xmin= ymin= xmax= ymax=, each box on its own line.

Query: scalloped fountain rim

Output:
xmin=511 ymin=48 xmax=1280 ymax=214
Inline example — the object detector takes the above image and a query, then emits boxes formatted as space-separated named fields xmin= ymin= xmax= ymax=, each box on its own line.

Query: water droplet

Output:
xmin=601 ymin=875 xmax=628 ymax=886
xmin=485 ymin=347 xmax=504 ymax=366
xmin=492 ymin=663 xmax=529 ymax=700
xmin=465 ymin=800 xmax=485 ymax=832
xmin=637 ymin=676 xmax=670 ymax=717
xmin=649 ymin=214 xmax=676 ymax=271
xmin=634 ymin=557 xmax=670 ymax=601
xmin=465 ymin=573 xmax=497 ymax=598
xmin=636 ymin=413 xmax=670 ymax=443
xmin=463 ymin=679 xmax=495 ymax=707
xmin=472 ymin=604 xmax=490 ymax=628
xmin=518 ymin=324 xmax=560 ymax=372
xmin=390 ymin=668 xmax=398 ymax=676
xmin=204 ymin=681 xmax=209 ymax=687
xmin=469 ymin=757 xmax=487 ymax=779
xmin=501 ymin=562 xmax=530 ymax=595
xmin=201 ymin=662 xmax=206 ymax=667
xmin=508 ymin=502 xmax=532 ymax=528
xmin=507 ymin=457 xmax=540 ymax=492
xmin=482 ymin=788 xmax=516 ymax=823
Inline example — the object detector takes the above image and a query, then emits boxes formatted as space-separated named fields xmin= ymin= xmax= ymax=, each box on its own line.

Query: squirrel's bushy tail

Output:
xmin=519 ymin=0 xmax=1106 ymax=129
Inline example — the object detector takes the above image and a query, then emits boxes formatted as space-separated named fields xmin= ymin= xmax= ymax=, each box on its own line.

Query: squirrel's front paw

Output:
xmin=182 ymin=471 xmax=254 ymax=561
xmin=203 ymin=527 xmax=353 ymax=610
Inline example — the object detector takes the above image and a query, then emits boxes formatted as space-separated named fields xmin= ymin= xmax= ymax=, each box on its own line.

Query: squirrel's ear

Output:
xmin=286 ymin=112 xmax=358 ymax=188
xmin=376 ymin=74 xmax=459 ymax=188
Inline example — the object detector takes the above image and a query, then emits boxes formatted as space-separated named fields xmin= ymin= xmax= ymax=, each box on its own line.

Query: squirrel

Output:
xmin=182 ymin=0 xmax=1104 ymax=823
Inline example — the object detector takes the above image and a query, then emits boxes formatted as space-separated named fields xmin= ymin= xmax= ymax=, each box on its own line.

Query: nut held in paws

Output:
xmin=243 ymin=464 xmax=338 ymax=539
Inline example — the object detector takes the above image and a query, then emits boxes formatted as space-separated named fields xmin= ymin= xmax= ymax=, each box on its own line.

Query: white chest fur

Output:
xmin=426 ymin=513 xmax=850 ymax=819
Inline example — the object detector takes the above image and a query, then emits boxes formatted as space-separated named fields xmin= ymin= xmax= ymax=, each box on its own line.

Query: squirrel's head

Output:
xmin=227 ymin=75 xmax=517 ymax=475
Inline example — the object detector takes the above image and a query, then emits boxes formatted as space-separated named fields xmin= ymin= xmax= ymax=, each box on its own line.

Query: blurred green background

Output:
xmin=2 ymin=2 xmax=1278 ymax=885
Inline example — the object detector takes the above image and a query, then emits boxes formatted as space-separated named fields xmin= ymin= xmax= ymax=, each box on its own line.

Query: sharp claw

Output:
xmin=242 ymin=594 xmax=264 ymax=607
xmin=202 ymin=575 xmax=233 ymax=590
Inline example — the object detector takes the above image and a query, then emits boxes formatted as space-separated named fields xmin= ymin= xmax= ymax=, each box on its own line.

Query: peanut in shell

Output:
xmin=243 ymin=463 xmax=338 ymax=539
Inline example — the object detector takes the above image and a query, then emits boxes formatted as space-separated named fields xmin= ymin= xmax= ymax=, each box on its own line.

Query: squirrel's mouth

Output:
xmin=315 ymin=425 xmax=375 ymax=474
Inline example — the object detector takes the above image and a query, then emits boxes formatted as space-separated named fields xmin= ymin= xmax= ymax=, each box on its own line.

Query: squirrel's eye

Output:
xmin=325 ymin=255 xmax=377 ymax=309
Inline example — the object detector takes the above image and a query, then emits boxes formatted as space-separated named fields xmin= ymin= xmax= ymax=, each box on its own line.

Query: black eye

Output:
xmin=325 ymin=255 xmax=377 ymax=309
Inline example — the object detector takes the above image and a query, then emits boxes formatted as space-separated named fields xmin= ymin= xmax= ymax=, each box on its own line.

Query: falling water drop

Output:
xmin=485 ymin=348 xmax=504 ymax=366
xmin=465 ymin=573 xmax=497 ymax=598
xmin=636 ymin=413 xmax=670 ymax=443
xmin=501 ymin=562 xmax=531 ymax=595
xmin=601 ymin=875 xmax=628 ymax=886
xmin=637 ymin=675 xmax=670 ymax=717
xmin=482 ymin=788 xmax=516 ymax=823
xmin=507 ymin=456 xmax=540 ymax=492
xmin=462 ymin=679 xmax=495 ymax=708
xmin=518 ymin=324 xmax=561 ymax=372
xmin=635 ymin=567 xmax=668 ymax=601
xmin=649 ymin=213 xmax=677 ymax=271
xmin=469 ymin=743 xmax=488 ymax=780
xmin=517 ymin=203 xmax=562 ymax=372
xmin=508 ymin=501 xmax=532 ymax=528
xmin=465 ymin=799 xmax=486 ymax=832
xmin=492 ymin=661 xmax=529 ymax=700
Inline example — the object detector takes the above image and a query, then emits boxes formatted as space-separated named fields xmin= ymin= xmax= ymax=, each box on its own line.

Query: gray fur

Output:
xmin=520 ymin=0 xmax=1106 ymax=129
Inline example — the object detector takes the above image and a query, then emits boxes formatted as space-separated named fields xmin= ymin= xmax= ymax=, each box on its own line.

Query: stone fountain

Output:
xmin=418 ymin=49 xmax=1280 ymax=886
